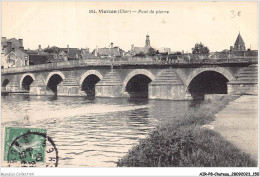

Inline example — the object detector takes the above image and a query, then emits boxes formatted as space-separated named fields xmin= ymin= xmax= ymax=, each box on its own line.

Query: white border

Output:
xmin=0 ymin=0 xmax=259 ymax=176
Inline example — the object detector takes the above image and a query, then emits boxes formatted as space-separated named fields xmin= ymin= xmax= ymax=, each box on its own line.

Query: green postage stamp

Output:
xmin=3 ymin=127 xmax=58 ymax=167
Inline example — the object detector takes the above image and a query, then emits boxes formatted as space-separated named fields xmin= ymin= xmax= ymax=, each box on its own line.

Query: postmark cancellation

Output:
xmin=2 ymin=127 xmax=58 ymax=167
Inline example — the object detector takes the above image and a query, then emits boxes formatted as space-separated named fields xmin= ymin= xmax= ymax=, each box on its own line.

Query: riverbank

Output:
xmin=117 ymin=95 xmax=257 ymax=167
xmin=212 ymin=95 xmax=258 ymax=161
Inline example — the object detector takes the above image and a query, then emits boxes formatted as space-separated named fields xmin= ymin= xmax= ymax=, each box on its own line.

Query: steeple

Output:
xmin=145 ymin=34 xmax=150 ymax=48
xmin=234 ymin=32 xmax=245 ymax=51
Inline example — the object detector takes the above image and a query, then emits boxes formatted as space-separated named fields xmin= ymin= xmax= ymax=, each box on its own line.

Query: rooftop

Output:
xmin=234 ymin=33 xmax=245 ymax=46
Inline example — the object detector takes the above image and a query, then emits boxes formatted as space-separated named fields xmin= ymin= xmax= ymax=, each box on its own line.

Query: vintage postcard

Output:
xmin=1 ymin=1 xmax=259 ymax=176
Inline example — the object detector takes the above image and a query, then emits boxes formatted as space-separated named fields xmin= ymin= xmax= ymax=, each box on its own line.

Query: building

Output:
xmin=230 ymin=32 xmax=246 ymax=51
xmin=59 ymin=45 xmax=81 ymax=60
xmin=25 ymin=45 xmax=54 ymax=65
xmin=92 ymin=43 xmax=124 ymax=58
xmin=131 ymin=34 xmax=171 ymax=56
xmin=25 ymin=45 xmax=95 ymax=64
xmin=59 ymin=45 xmax=96 ymax=60
xmin=156 ymin=47 xmax=171 ymax=54
xmin=131 ymin=35 xmax=151 ymax=56
xmin=1 ymin=37 xmax=29 ymax=68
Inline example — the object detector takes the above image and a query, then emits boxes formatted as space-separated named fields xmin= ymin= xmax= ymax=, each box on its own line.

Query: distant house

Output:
xmin=58 ymin=50 xmax=68 ymax=61
xmin=25 ymin=45 xmax=54 ymax=65
xmin=28 ymin=54 xmax=53 ymax=65
xmin=37 ymin=45 xmax=47 ymax=55
xmin=156 ymin=47 xmax=171 ymax=54
xmin=92 ymin=43 xmax=124 ymax=58
xmin=25 ymin=45 xmax=95 ymax=65
xmin=83 ymin=52 xmax=97 ymax=59
xmin=59 ymin=45 xmax=95 ymax=60
xmin=1 ymin=37 xmax=29 ymax=68
xmin=59 ymin=45 xmax=81 ymax=60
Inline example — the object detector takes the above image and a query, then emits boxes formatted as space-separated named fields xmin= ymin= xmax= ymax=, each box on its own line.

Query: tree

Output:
xmin=147 ymin=47 xmax=156 ymax=56
xmin=135 ymin=52 xmax=145 ymax=57
xmin=192 ymin=43 xmax=210 ymax=54
xmin=172 ymin=51 xmax=182 ymax=55
xmin=222 ymin=49 xmax=229 ymax=53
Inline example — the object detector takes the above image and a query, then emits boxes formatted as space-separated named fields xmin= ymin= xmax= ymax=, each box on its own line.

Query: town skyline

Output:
xmin=2 ymin=2 xmax=258 ymax=52
xmin=1 ymin=32 xmax=253 ymax=53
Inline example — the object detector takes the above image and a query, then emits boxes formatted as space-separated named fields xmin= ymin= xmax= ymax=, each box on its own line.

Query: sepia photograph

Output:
xmin=0 ymin=1 xmax=259 ymax=176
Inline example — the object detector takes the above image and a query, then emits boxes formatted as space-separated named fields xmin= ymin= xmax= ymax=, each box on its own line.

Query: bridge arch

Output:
xmin=20 ymin=73 xmax=35 ymax=91
xmin=187 ymin=67 xmax=233 ymax=99
xmin=2 ymin=78 xmax=10 ymax=91
xmin=80 ymin=70 xmax=103 ymax=96
xmin=45 ymin=71 xmax=65 ymax=85
xmin=186 ymin=67 xmax=233 ymax=87
xmin=79 ymin=70 xmax=103 ymax=86
xmin=123 ymin=69 xmax=155 ymax=98
xmin=46 ymin=71 xmax=65 ymax=95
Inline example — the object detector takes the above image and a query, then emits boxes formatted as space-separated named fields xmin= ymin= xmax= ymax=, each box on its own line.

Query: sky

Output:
xmin=1 ymin=1 xmax=258 ymax=53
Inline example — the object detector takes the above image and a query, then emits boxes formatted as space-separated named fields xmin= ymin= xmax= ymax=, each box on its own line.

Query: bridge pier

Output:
xmin=57 ymin=84 xmax=81 ymax=96
xmin=227 ymin=64 xmax=258 ymax=95
xmin=57 ymin=74 xmax=81 ymax=96
xmin=228 ymin=84 xmax=258 ymax=95
xmin=95 ymin=71 xmax=125 ymax=97
xmin=149 ymin=69 xmax=192 ymax=100
xmin=149 ymin=85 xmax=192 ymax=100
xmin=96 ymin=85 xmax=125 ymax=97
xmin=30 ymin=86 xmax=47 ymax=95
xmin=30 ymin=75 xmax=48 ymax=95
xmin=6 ymin=76 xmax=23 ymax=93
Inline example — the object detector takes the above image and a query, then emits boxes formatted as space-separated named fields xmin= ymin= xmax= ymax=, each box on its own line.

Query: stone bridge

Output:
xmin=1 ymin=58 xmax=258 ymax=100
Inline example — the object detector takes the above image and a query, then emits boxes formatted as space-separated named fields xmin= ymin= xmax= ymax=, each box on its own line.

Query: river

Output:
xmin=1 ymin=95 xmax=201 ymax=167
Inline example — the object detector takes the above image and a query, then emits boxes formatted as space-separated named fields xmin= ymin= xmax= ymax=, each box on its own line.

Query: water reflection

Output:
xmin=188 ymin=99 xmax=205 ymax=108
xmin=48 ymin=95 xmax=57 ymax=101
xmin=128 ymin=97 xmax=149 ymax=105
xmin=1 ymin=94 xmax=195 ymax=167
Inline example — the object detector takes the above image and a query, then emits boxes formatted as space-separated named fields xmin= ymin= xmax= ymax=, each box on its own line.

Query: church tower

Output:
xmin=145 ymin=34 xmax=150 ymax=48
xmin=234 ymin=32 xmax=246 ymax=51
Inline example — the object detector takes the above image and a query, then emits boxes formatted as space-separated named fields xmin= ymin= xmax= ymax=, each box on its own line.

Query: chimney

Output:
xmin=67 ymin=45 xmax=69 ymax=53
xmin=19 ymin=39 xmax=23 ymax=47
xmin=131 ymin=44 xmax=134 ymax=51
xmin=110 ymin=43 xmax=113 ymax=48
xmin=7 ymin=42 xmax=12 ymax=54
xmin=81 ymin=48 xmax=86 ymax=54
xmin=38 ymin=45 xmax=41 ymax=50
xmin=86 ymin=48 xmax=89 ymax=53
xmin=95 ymin=46 xmax=98 ymax=56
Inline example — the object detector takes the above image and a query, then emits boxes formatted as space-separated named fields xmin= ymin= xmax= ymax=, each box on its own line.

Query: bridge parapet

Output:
xmin=1 ymin=57 xmax=258 ymax=75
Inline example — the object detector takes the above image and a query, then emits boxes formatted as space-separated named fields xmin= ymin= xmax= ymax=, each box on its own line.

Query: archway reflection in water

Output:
xmin=1 ymin=95 xmax=202 ymax=167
